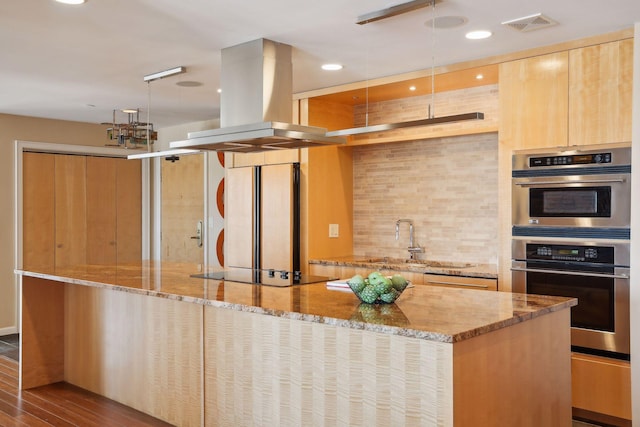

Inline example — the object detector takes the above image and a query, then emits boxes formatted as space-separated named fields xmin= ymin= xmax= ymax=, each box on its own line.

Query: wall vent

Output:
xmin=502 ymin=13 xmax=557 ymax=32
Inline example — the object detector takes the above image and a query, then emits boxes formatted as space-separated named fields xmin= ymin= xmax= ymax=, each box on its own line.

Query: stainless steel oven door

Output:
xmin=512 ymin=173 xmax=631 ymax=228
xmin=512 ymin=240 xmax=630 ymax=356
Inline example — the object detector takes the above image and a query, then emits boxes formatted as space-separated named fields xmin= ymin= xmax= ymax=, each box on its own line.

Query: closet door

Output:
xmin=86 ymin=157 xmax=117 ymax=264
xmin=22 ymin=153 xmax=55 ymax=270
xmin=116 ymin=158 xmax=142 ymax=263
xmin=55 ymin=154 xmax=87 ymax=268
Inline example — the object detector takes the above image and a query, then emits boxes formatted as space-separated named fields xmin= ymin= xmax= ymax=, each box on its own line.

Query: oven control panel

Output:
xmin=529 ymin=152 xmax=612 ymax=167
xmin=527 ymin=244 xmax=614 ymax=264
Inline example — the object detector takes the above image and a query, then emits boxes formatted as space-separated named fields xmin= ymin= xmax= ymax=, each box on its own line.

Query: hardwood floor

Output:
xmin=0 ymin=356 xmax=173 ymax=426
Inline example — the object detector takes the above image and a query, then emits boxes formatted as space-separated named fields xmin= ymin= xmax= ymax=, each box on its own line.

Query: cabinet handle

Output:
xmin=425 ymin=280 xmax=489 ymax=289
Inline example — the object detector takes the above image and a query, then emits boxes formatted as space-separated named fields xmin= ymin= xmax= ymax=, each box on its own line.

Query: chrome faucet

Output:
xmin=395 ymin=219 xmax=424 ymax=259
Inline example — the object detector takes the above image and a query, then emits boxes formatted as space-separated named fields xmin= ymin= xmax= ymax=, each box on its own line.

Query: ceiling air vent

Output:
xmin=502 ymin=13 xmax=557 ymax=32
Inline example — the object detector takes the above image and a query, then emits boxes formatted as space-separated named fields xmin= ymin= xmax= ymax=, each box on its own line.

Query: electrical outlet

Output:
xmin=329 ymin=223 xmax=339 ymax=238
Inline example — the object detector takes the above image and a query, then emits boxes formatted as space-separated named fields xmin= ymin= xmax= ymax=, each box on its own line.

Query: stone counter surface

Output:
xmin=16 ymin=261 xmax=574 ymax=344
xmin=309 ymin=255 xmax=498 ymax=279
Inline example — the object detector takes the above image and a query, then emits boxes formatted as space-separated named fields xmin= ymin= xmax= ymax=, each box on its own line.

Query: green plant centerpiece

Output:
xmin=347 ymin=271 xmax=409 ymax=304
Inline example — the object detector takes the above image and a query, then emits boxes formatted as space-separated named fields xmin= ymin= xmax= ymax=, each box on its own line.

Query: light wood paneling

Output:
xmin=161 ymin=153 xmax=204 ymax=263
xmin=64 ymin=285 xmax=203 ymax=426
xmin=86 ymin=157 xmax=117 ymax=265
xmin=225 ymin=166 xmax=254 ymax=268
xmin=204 ymin=306 xmax=454 ymax=426
xmin=54 ymin=154 xmax=87 ymax=268
xmin=116 ymin=158 xmax=142 ymax=263
xmin=20 ymin=276 xmax=65 ymax=389
xmin=572 ymin=352 xmax=632 ymax=420
xmin=232 ymin=149 xmax=299 ymax=167
xmin=22 ymin=153 xmax=55 ymax=270
xmin=453 ymin=309 xmax=572 ymax=426
xmin=261 ymin=163 xmax=293 ymax=271
xmin=569 ymin=39 xmax=634 ymax=146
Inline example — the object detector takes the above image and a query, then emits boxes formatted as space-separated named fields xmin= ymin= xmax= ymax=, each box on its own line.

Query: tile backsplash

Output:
xmin=352 ymin=133 xmax=498 ymax=264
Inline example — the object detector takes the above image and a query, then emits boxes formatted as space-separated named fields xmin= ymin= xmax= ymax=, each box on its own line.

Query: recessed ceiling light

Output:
xmin=121 ymin=109 xmax=138 ymax=114
xmin=476 ymin=74 xmax=484 ymax=80
xmin=321 ymin=64 xmax=343 ymax=71
xmin=466 ymin=30 xmax=492 ymax=40
xmin=55 ymin=0 xmax=86 ymax=4
xmin=409 ymin=86 xmax=417 ymax=91
xmin=217 ymin=88 xmax=222 ymax=94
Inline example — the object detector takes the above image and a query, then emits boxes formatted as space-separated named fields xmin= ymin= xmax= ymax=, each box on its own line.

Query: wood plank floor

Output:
xmin=0 ymin=356 xmax=174 ymax=426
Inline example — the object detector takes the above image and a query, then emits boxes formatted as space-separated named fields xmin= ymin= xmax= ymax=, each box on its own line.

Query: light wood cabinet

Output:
xmin=569 ymin=39 xmax=633 ymax=146
xmin=572 ymin=352 xmax=631 ymax=421
xmin=499 ymin=51 xmax=569 ymax=150
xmin=22 ymin=153 xmax=141 ymax=269
xmin=231 ymin=149 xmax=299 ymax=168
xmin=309 ymin=264 xmax=424 ymax=285
xmin=423 ymin=274 xmax=497 ymax=291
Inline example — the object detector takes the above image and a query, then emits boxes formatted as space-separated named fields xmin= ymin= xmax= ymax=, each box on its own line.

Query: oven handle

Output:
xmin=514 ymin=178 xmax=626 ymax=186
xmin=511 ymin=266 xmax=629 ymax=280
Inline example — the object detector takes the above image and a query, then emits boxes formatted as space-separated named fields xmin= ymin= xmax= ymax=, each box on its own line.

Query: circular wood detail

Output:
xmin=216 ymin=178 xmax=224 ymax=217
xmin=216 ymin=229 xmax=224 ymax=266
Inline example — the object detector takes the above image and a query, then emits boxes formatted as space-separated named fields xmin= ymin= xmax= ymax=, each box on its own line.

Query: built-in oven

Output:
xmin=512 ymin=240 xmax=630 ymax=359
xmin=512 ymin=145 xmax=631 ymax=232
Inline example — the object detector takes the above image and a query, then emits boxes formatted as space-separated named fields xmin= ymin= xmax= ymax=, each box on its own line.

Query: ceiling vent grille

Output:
xmin=502 ymin=13 xmax=557 ymax=32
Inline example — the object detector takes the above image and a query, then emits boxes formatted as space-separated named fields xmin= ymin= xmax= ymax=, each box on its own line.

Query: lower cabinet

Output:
xmin=572 ymin=352 xmax=631 ymax=422
xmin=422 ymin=274 xmax=498 ymax=291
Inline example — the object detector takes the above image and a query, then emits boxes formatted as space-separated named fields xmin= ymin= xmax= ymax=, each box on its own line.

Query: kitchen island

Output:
xmin=16 ymin=262 xmax=575 ymax=426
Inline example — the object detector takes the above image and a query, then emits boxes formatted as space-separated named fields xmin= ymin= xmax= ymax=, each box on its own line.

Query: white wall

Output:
xmin=630 ymin=22 xmax=640 ymax=425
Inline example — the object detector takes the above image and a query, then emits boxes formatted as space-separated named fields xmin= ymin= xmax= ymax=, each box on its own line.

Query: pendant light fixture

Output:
xmin=327 ymin=0 xmax=483 ymax=138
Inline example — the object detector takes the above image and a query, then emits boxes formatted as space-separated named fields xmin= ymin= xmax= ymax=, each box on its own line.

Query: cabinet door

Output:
xmin=261 ymin=163 xmax=294 ymax=271
xmin=423 ymin=274 xmax=497 ymax=291
xmin=86 ymin=157 xmax=117 ymax=265
xmin=23 ymin=153 xmax=55 ymax=270
xmin=116 ymin=158 xmax=142 ymax=263
xmin=55 ymin=154 xmax=87 ymax=268
xmin=569 ymin=39 xmax=633 ymax=146
xmin=225 ymin=167 xmax=254 ymax=268
xmin=499 ymin=52 xmax=569 ymax=149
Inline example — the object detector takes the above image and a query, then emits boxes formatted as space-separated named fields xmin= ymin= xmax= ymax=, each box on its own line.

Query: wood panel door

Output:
xmin=161 ymin=153 xmax=204 ymax=264
xmin=55 ymin=154 xmax=87 ymax=268
xmin=116 ymin=158 xmax=142 ymax=263
xmin=22 ymin=153 xmax=55 ymax=270
xmin=261 ymin=163 xmax=294 ymax=271
xmin=86 ymin=157 xmax=117 ymax=265
xmin=225 ymin=166 xmax=254 ymax=269
xmin=569 ymin=39 xmax=633 ymax=146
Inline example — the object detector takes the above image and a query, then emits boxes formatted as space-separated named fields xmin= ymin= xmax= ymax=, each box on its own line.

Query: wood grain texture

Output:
xmin=572 ymin=352 xmax=631 ymax=420
xmin=423 ymin=274 xmax=497 ymax=291
xmin=22 ymin=153 xmax=55 ymax=270
xmin=116 ymin=158 xmax=142 ymax=263
xmin=54 ymin=154 xmax=87 ymax=268
xmin=569 ymin=39 xmax=633 ymax=146
xmin=225 ymin=166 xmax=254 ymax=268
xmin=204 ymin=306 xmax=453 ymax=426
xmin=86 ymin=156 xmax=117 ymax=265
xmin=161 ymin=153 xmax=204 ymax=263
xmin=260 ymin=163 xmax=293 ymax=271
xmin=64 ymin=285 xmax=203 ymax=426
xmin=20 ymin=277 xmax=65 ymax=389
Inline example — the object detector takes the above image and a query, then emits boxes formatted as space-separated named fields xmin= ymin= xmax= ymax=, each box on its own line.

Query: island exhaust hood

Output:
xmin=170 ymin=39 xmax=345 ymax=153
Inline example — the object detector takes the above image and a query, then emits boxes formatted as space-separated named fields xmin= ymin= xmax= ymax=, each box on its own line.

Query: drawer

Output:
xmin=422 ymin=274 xmax=497 ymax=291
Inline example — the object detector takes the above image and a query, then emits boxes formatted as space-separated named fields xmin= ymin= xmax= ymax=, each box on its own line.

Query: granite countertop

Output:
xmin=309 ymin=255 xmax=498 ymax=279
xmin=16 ymin=261 xmax=574 ymax=344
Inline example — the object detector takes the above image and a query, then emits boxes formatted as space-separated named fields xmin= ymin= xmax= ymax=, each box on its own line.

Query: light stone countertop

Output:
xmin=16 ymin=261 xmax=574 ymax=344
xmin=309 ymin=255 xmax=499 ymax=279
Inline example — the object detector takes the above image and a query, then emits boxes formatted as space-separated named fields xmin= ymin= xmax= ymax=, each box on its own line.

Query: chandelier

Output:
xmin=105 ymin=108 xmax=157 ymax=148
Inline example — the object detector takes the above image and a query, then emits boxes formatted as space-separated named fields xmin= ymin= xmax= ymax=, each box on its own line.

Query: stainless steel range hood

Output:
xmin=170 ymin=39 xmax=344 ymax=153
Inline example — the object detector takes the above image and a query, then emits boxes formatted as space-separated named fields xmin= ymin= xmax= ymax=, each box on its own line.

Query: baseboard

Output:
xmin=0 ymin=326 xmax=18 ymax=336
xmin=573 ymin=408 xmax=632 ymax=427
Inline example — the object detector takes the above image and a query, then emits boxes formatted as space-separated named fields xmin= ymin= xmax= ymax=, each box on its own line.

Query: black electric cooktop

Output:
xmin=192 ymin=267 xmax=335 ymax=287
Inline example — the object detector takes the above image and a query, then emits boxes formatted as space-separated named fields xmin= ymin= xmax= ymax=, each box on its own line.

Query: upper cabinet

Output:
xmin=569 ymin=39 xmax=633 ymax=146
xmin=499 ymin=38 xmax=633 ymax=150
xmin=499 ymin=51 xmax=569 ymax=150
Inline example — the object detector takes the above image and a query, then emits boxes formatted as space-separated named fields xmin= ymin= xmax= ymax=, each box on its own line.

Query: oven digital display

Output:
xmin=543 ymin=190 xmax=598 ymax=214
xmin=558 ymin=249 xmax=579 ymax=255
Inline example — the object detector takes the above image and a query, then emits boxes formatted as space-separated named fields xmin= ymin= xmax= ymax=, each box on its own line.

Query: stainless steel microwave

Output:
xmin=512 ymin=145 xmax=631 ymax=229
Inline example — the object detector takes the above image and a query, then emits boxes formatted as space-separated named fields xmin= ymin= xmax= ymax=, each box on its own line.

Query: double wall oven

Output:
xmin=511 ymin=144 xmax=631 ymax=360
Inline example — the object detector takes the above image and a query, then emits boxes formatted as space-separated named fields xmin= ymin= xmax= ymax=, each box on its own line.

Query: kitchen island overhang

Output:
xmin=16 ymin=262 xmax=576 ymax=426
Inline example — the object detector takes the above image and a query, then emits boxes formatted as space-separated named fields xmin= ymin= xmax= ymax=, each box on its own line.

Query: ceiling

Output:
xmin=1 ymin=0 xmax=638 ymax=129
